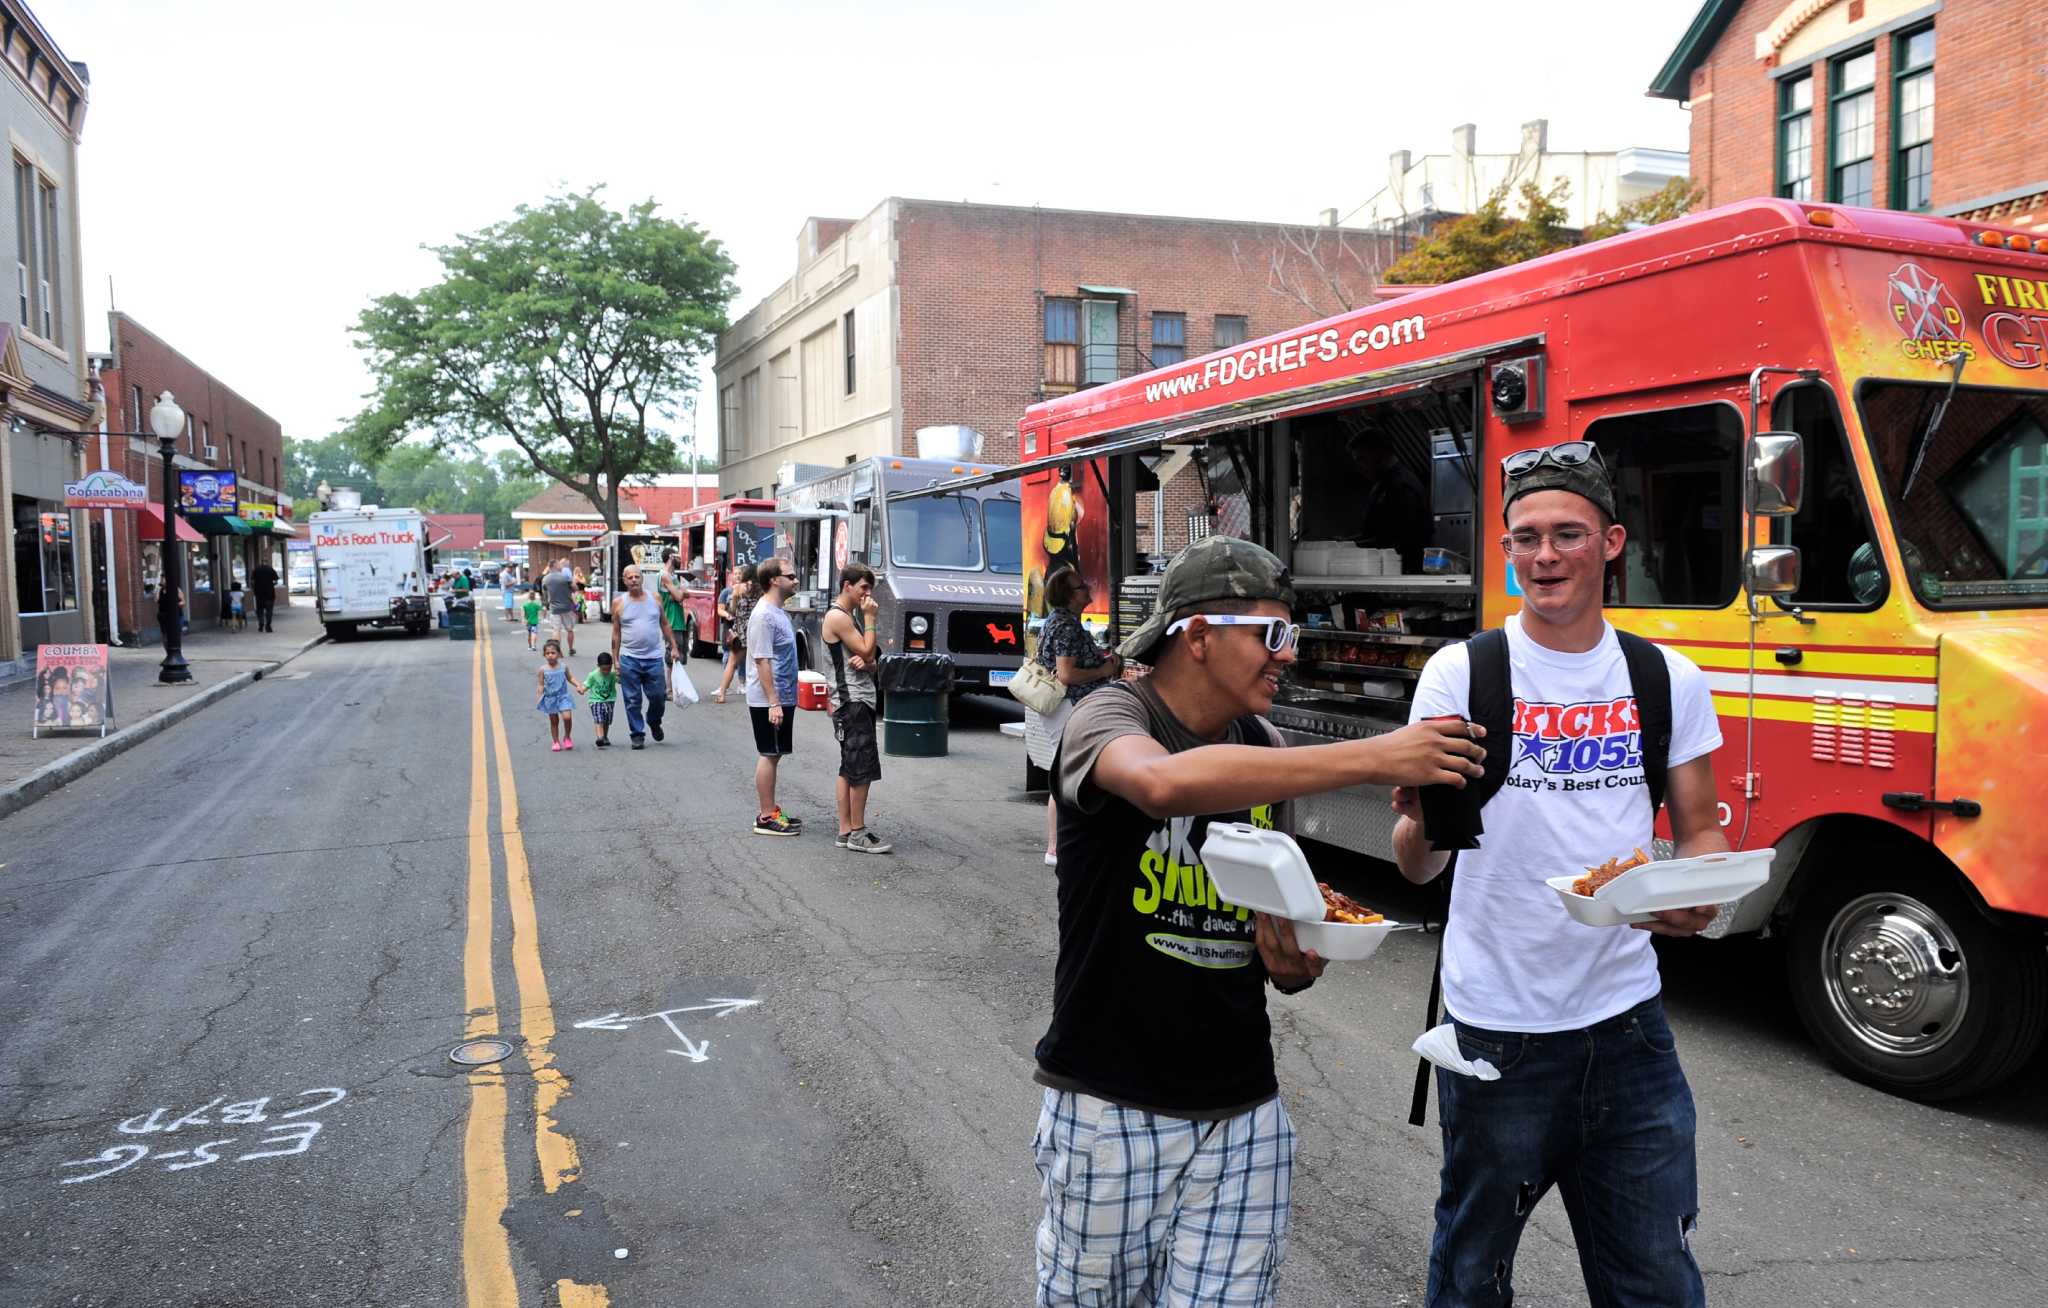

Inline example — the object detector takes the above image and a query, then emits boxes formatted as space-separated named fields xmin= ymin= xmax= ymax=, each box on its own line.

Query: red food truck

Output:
xmin=666 ymin=496 xmax=776 ymax=653
xmin=903 ymin=198 xmax=2048 ymax=1100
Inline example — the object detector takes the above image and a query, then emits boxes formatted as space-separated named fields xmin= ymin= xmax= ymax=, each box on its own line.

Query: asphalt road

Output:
xmin=1 ymin=605 xmax=2041 ymax=1307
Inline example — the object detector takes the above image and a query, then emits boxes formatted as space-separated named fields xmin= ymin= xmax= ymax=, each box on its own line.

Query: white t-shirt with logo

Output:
xmin=1408 ymin=615 xmax=1722 ymax=1033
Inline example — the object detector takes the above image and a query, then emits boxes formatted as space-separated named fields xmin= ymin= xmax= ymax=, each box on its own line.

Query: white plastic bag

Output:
xmin=1411 ymin=1023 xmax=1501 ymax=1081
xmin=671 ymin=664 xmax=700 ymax=706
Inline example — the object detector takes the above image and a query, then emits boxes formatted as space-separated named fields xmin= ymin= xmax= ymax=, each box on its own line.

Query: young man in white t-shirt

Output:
xmin=1392 ymin=443 xmax=1728 ymax=1308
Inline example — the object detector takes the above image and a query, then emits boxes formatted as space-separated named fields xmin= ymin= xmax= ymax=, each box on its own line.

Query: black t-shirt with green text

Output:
xmin=1034 ymin=679 xmax=1287 ymax=1119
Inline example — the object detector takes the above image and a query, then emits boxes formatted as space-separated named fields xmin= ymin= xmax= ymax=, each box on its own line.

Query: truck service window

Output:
xmin=1585 ymin=404 xmax=1743 ymax=608
xmin=889 ymin=494 xmax=984 ymax=570
xmin=983 ymin=496 xmax=1023 ymax=574
xmin=1859 ymin=381 xmax=2048 ymax=608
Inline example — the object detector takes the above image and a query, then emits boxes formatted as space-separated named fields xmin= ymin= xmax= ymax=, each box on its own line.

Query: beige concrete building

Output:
xmin=1351 ymin=120 xmax=1689 ymax=237
xmin=715 ymin=215 xmax=897 ymax=497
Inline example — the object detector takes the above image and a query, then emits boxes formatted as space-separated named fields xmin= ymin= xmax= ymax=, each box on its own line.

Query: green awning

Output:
xmin=186 ymin=513 xmax=253 ymax=536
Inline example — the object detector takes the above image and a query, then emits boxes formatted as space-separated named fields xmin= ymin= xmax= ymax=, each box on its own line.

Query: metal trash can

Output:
xmin=878 ymin=653 xmax=954 ymax=757
xmin=447 ymin=597 xmax=476 ymax=641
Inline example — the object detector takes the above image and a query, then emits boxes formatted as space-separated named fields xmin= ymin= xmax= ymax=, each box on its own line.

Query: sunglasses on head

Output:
xmin=1164 ymin=613 xmax=1300 ymax=654
xmin=1500 ymin=441 xmax=1606 ymax=489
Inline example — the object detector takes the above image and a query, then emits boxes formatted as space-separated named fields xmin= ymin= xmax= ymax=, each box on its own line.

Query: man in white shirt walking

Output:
xmin=1393 ymin=443 xmax=1727 ymax=1308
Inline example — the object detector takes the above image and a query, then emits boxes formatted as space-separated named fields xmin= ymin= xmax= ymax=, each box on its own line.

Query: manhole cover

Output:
xmin=450 ymin=1038 xmax=515 ymax=1066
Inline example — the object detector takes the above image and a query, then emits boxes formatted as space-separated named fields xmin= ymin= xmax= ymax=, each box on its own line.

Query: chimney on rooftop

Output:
xmin=1451 ymin=124 xmax=1476 ymax=160
xmin=1521 ymin=118 xmax=1549 ymax=156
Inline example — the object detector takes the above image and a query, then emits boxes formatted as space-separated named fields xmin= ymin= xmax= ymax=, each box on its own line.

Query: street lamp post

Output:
xmin=151 ymin=392 xmax=191 ymax=684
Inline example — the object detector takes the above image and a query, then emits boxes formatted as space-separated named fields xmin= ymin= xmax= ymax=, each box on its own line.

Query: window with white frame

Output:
xmin=37 ymin=177 xmax=59 ymax=343
xmin=13 ymin=158 xmax=31 ymax=327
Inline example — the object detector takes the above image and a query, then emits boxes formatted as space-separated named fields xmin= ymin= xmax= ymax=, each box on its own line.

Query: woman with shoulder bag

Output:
xmin=1023 ymin=568 xmax=1123 ymax=867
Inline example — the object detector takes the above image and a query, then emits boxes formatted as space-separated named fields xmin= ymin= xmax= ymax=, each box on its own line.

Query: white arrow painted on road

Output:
xmin=572 ymin=998 xmax=760 ymax=1062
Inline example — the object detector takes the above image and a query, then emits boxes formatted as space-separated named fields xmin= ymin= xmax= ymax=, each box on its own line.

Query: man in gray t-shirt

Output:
xmin=542 ymin=562 xmax=578 ymax=655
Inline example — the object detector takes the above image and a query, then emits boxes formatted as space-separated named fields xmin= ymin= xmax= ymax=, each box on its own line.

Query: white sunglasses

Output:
xmin=1164 ymin=613 xmax=1301 ymax=654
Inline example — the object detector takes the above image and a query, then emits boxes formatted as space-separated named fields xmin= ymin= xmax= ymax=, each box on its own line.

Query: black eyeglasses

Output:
xmin=1500 ymin=441 xmax=1606 ymax=489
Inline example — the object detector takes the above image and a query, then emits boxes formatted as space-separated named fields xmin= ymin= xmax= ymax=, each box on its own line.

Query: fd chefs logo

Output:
xmin=1887 ymin=262 xmax=1974 ymax=362
xmin=1508 ymin=696 xmax=1646 ymax=794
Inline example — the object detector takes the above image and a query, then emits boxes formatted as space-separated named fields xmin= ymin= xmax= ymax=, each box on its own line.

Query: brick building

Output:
xmin=94 ymin=312 xmax=290 ymax=641
xmin=716 ymin=200 xmax=1397 ymax=555
xmin=423 ymin=512 xmax=486 ymax=555
xmin=1652 ymin=0 xmax=2047 ymax=228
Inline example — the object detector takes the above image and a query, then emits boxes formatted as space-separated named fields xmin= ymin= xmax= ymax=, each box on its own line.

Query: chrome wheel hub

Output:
xmin=1820 ymin=892 xmax=1967 ymax=1057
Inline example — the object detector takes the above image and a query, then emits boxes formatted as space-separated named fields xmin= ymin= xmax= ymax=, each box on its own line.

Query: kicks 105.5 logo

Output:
xmin=1888 ymin=262 xmax=1974 ymax=363
xmin=1507 ymin=696 xmax=1647 ymax=795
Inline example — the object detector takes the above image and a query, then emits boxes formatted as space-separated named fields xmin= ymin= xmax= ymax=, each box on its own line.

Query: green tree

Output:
xmin=1384 ymin=178 xmax=1576 ymax=285
xmin=1582 ymin=177 xmax=1703 ymax=244
xmin=285 ymin=432 xmax=385 ymax=505
xmin=346 ymin=188 xmax=737 ymax=530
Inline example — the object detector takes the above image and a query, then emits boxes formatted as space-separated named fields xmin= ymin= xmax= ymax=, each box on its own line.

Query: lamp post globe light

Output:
xmin=150 ymin=391 xmax=191 ymax=684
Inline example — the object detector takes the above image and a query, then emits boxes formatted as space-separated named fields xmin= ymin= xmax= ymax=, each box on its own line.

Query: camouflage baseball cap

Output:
xmin=1118 ymin=536 xmax=1295 ymax=664
xmin=1501 ymin=447 xmax=1617 ymax=522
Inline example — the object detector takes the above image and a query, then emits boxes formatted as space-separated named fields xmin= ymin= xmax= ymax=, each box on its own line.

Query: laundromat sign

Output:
xmin=538 ymin=520 xmax=607 ymax=538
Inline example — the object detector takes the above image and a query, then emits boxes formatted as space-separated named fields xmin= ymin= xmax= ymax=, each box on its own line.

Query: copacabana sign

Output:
xmin=64 ymin=471 xmax=148 ymax=509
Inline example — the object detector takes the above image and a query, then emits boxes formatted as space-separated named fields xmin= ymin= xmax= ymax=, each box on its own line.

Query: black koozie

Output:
xmin=1419 ymin=781 xmax=1484 ymax=852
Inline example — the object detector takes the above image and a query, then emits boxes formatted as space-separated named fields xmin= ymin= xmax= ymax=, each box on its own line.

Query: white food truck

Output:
xmin=309 ymin=504 xmax=434 ymax=639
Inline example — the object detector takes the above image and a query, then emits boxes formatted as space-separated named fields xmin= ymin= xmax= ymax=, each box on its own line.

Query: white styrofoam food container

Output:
xmin=1294 ymin=541 xmax=1338 ymax=574
xmin=1200 ymin=823 xmax=1399 ymax=961
xmin=1547 ymin=848 xmax=1775 ymax=928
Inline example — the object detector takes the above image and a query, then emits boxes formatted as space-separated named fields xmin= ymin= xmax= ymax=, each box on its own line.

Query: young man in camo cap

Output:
xmin=1030 ymin=534 xmax=1488 ymax=1307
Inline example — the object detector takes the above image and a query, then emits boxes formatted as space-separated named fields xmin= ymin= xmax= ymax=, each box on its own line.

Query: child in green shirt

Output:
xmin=585 ymin=651 xmax=619 ymax=747
xmin=522 ymin=593 xmax=543 ymax=649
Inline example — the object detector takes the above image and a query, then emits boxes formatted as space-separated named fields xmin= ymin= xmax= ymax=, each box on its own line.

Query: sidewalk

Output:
xmin=0 ymin=600 xmax=326 ymax=820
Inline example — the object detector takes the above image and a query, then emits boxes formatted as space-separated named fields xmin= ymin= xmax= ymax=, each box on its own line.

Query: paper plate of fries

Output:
xmin=1201 ymin=823 xmax=1404 ymax=960
xmin=1547 ymin=848 xmax=1776 ymax=927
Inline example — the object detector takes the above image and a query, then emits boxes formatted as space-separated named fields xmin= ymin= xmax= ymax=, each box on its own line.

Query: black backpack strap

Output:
xmin=1465 ymin=627 xmax=1513 ymax=811
xmin=1409 ymin=627 xmax=1510 ymax=1127
xmin=1616 ymin=630 xmax=1673 ymax=817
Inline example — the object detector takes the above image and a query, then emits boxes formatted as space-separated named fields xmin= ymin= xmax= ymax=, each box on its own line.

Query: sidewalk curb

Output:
xmin=0 ymin=632 xmax=327 ymax=823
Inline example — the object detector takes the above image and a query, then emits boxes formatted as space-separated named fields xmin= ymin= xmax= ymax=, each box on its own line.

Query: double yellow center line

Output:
xmin=463 ymin=614 xmax=605 ymax=1307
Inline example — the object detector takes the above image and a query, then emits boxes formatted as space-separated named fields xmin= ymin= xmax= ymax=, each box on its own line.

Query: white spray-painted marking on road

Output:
xmin=573 ymin=998 xmax=759 ymax=1062
xmin=58 ymin=1087 xmax=347 ymax=1185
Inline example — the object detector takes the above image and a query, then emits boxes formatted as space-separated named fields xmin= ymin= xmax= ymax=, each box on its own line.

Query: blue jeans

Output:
xmin=1427 ymin=996 xmax=1702 ymax=1308
xmin=617 ymin=655 xmax=666 ymax=740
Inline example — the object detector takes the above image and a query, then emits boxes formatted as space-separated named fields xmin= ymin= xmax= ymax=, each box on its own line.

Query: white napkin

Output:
xmin=1411 ymin=1023 xmax=1501 ymax=1081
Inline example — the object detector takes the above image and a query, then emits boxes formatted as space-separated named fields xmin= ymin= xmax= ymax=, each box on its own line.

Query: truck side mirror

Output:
xmin=1746 ymin=544 xmax=1803 ymax=596
xmin=1750 ymin=431 xmax=1804 ymax=516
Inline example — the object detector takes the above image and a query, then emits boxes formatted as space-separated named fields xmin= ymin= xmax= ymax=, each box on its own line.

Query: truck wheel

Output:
xmin=1788 ymin=855 xmax=2047 ymax=1101
xmin=325 ymin=622 xmax=356 ymax=641
xmin=681 ymin=617 xmax=699 ymax=658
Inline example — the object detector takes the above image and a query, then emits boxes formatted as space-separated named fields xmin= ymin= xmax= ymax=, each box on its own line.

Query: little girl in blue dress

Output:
xmin=535 ymin=640 xmax=583 ymax=751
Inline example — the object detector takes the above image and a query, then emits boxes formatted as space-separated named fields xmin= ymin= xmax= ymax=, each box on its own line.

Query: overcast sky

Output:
xmin=40 ymin=0 xmax=1697 ymax=466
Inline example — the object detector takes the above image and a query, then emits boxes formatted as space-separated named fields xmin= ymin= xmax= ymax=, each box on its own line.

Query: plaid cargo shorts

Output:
xmin=1032 ymin=1087 xmax=1296 ymax=1307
